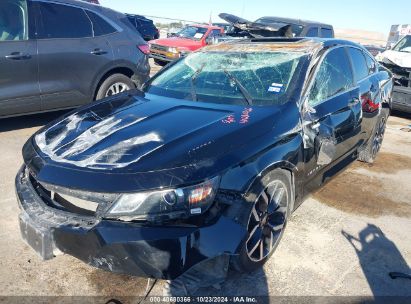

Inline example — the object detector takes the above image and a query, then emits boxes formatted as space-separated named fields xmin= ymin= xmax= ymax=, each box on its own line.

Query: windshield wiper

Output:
xmin=223 ymin=69 xmax=253 ymax=106
xmin=190 ymin=63 xmax=206 ymax=101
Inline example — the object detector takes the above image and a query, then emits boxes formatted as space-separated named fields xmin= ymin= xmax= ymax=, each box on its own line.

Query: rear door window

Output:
xmin=0 ymin=0 xmax=29 ymax=41
xmin=321 ymin=28 xmax=333 ymax=38
xmin=347 ymin=47 xmax=369 ymax=81
xmin=85 ymin=10 xmax=117 ymax=36
xmin=306 ymin=27 xmax=319 ymax=37
xmin=309 ymin=47 xmax=354 ymax=106
xmin=37 ymin=2 xmax=92 ymax=39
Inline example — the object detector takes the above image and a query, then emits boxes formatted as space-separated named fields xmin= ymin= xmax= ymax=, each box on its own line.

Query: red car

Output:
xmin=149 ymin=24 xmax=223 ymax=65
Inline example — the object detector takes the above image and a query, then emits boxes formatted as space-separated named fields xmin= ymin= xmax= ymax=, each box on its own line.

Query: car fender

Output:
xmin=220 ymin=132 xmax=305 ymax=212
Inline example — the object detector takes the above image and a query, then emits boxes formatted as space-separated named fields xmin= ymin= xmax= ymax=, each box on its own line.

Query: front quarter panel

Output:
xmin=219 ymin=102 xmax=305 ymax=210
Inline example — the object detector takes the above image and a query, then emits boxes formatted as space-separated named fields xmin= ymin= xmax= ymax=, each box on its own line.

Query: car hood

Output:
xmin=377 ymin=50 xmax=411 ymax=68
xmin=149 ymin=37 xmax=202 ymax=49
xmin=25 ymin=93 xmax=282 ymax=192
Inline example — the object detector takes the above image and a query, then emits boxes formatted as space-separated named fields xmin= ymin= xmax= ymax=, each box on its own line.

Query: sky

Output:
xmin=100 ymin=0 xmax=411 ymax=35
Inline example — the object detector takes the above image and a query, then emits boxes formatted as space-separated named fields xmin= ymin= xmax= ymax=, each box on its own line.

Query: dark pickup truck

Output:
xmin=219 ymin=14 xmax=334 ymax=39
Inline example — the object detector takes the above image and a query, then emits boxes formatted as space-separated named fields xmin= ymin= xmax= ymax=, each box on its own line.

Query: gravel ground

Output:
xmin=0 ymin=62 xmax=410 ymax=301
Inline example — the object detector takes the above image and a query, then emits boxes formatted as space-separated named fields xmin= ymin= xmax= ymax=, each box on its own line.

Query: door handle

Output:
xmin=90 ymin=49 xmax=108 ymax=55
xmin=5 ymin=52 xmax=31 ymax=60
xmin=348 ymin=97 xmax=360 ymax=107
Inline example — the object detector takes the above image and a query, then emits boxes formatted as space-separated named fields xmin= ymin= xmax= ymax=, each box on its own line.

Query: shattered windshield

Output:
xmin=145 ymin=51 xmax=308 ymax=106
xmin=176 ymin=26 xmax=207 ymax=40
xmin=393 ymin=36 xmax=411 ymax=53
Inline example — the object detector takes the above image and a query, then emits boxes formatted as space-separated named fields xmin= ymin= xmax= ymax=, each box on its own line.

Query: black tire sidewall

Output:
xmin=96 ymin=74 xmax=135 ymax=100
xmin=358 ymin=109 xmax=389 ymax=163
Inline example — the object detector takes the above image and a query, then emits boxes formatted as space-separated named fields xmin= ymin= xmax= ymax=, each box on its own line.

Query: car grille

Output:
xmin=27 ymin=171 xmax=114 ymax=217
xmin=150 ymin=44 xmax=168 ymax=52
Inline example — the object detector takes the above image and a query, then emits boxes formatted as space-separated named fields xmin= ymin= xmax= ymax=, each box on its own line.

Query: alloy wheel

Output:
xmin=371 ymin=117 xmax=386 ymax=158
xmin=105 ymin=82 xmax=131 ymax=97
xmin=246 ymin=180 xmax=289 ymax=262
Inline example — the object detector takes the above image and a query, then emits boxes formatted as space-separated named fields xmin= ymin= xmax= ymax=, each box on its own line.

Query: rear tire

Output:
xmin=95 ymin=74 xmax=134 ymax=100
xmin=358 ymin=109 xmax=389 ymax=163
xmin=230 ymin=169 xmax=293 ymax=273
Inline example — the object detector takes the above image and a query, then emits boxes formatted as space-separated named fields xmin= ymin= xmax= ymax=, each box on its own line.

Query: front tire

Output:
xmin=231 ymin=169 xmax=293 ymax=273
xmin=95 ymin=74 xmax=134 ymax=100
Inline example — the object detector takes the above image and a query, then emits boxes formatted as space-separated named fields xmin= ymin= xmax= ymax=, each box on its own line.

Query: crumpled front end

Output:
xmin=15 ymin=166 xmax=247 ymax=279
xmin=378 ymin=50 xmax=411 ymax=112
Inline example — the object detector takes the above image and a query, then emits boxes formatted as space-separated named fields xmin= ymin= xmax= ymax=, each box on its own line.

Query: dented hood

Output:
xmin=24 ymin=93 xmax=281 ymax=192
xmin=377 ymin=50 xmax=411 ymax=69
xmin=219 ymin=13 xmax=292 ymax=38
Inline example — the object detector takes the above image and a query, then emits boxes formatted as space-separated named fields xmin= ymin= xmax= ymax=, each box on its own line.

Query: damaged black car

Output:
xmin=16 ymin=38 xmax=393 ymax=280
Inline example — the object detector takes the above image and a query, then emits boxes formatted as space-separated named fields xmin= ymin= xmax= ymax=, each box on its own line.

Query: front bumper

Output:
xmin=15 ymin=166 xmax=246 ymax=279
xmin=392 ymin=86 xmax=411 ymax=113
xmin=149 ymin=51 xmax=178 ymax=62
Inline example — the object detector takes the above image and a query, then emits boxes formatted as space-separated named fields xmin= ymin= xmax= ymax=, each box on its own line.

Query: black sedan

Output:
xmin=16 ymin=38 xmax=393 ymax=280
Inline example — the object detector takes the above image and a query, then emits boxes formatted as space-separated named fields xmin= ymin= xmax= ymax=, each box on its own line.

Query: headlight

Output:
xmin=168 ymin=47 xmax=179 ymax=54
xmin=106 ymin=176 xmax=220 ymax=221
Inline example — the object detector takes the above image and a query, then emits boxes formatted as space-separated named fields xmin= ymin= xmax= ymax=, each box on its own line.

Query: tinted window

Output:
xmin=309 ymin=47 xmax=354 ymax=106
xmin=85 ymin=10 xmax=116 ymax=36
xmin=37 ymin=2 xmax=92 ymax=39
xmin=209 ymin=29 xmax=222 ymax=37
xmin=305 ymin=27 xmax=319 ymax=37
xmin=347 ymin=47 xmax=369 ymax=81
xmin=321 ymin=28 xmax=333 ymax=38
xmin=364 ymin=52 xmax=377 ymax=74
xmin=0 ymin=0 xmax=28 ymax=41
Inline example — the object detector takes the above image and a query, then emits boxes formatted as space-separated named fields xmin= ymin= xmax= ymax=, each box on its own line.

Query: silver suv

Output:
xmin=0 ymin=0 xmax=150 ymax=118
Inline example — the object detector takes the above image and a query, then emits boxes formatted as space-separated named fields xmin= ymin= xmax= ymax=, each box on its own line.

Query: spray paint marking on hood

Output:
xmin=35 ymin=113 xmax=163 ymax=170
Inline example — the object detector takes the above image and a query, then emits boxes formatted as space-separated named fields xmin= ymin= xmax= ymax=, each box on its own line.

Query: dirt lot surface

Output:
xmin=0 ymin=61 xmax=410 ymax=301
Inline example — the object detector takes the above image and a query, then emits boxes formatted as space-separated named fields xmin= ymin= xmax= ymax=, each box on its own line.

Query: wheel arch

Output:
xmin=244 ymin=161 xmax=297 ymax=212
xmin=219 ymin=134 xmax=304 ymax=212
xmin=93 ymin=67 xmax=136 ymax=100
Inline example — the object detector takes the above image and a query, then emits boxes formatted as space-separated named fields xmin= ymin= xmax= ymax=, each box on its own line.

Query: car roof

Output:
xmin=202 ymin=38 xmax=363 ymax=53
xmin=126 ymin=13 xmax=152 ymax=21
xmin=256 ymin=16 xmax=333 ymax=28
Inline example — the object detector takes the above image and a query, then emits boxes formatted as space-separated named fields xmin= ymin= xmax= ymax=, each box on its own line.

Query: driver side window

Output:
xmin=308 ymin=47 xmax=354 ymax=107
xmin=0 ymin=0 xmax=28 ymax=41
